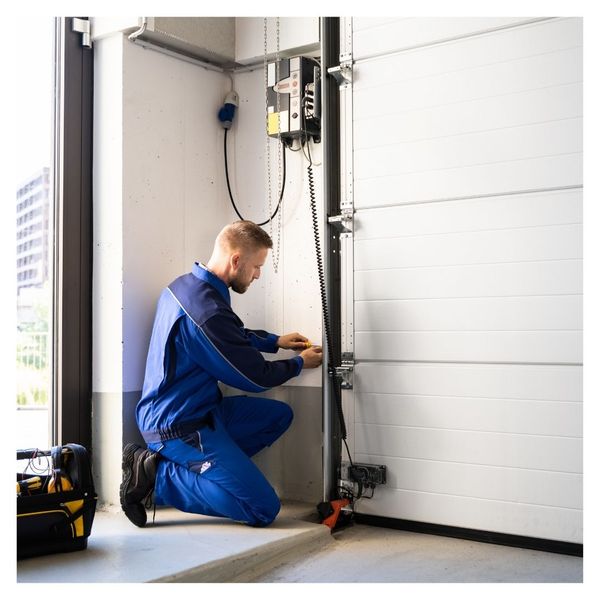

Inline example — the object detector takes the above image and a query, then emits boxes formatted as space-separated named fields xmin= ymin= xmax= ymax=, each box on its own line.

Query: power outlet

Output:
xmin=344 ymin=462 xmax=387 ymax=488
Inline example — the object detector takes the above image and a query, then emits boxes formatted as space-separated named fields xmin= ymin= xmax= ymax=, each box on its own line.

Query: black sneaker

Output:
xmin=120 ymin=443 xmax=160 ymax=527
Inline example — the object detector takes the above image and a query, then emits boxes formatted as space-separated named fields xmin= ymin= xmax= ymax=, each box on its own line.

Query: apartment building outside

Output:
xmin=16 ymin=167 xmax=50 ymax=294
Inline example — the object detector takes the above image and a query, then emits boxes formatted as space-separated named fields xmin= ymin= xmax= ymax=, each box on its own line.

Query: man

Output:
xmin=120 ymin=220 xmax=323 ymax=528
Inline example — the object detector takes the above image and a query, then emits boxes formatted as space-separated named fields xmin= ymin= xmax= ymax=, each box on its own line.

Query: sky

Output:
xmin=15 ymin=18 xmax=54 ymax=186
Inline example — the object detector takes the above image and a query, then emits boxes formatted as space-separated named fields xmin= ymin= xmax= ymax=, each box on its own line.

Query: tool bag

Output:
xmin=17 ymin=444 xmax=97 ymax=560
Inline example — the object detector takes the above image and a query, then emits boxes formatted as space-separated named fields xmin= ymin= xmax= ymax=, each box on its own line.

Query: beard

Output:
xmin=230 ymin=275 xmax=250 ymax=294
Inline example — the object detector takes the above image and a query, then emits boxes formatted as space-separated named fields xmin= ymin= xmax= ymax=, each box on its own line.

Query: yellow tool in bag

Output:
xmin=17 ymin=444 xmax=97 ymax=560
xmin=46 ymin=446 xmax=85 ymax=537
xmin=17 ymin=476 xmax=43 ymax=494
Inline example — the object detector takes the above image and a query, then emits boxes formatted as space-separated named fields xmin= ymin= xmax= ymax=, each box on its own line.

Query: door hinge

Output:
xmin=72 ymin=18 xmax=92 ymax=48
xmin=334 ymin=352 xmax=354 ymax=389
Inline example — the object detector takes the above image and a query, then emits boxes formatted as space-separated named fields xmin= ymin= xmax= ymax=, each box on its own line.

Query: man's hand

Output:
xmin=277 ymin=332 xmax=311 ymax=350
xmin=299 ymin=346 xmax=323 ymax=369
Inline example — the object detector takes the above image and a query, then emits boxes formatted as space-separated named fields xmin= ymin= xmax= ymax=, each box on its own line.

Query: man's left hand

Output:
xmin=277 ymin=332 xmax=311 ymax=350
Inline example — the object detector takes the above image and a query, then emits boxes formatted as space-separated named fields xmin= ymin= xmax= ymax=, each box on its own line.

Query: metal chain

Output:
xmin=264 ymin=17 xmax=283 ymax=273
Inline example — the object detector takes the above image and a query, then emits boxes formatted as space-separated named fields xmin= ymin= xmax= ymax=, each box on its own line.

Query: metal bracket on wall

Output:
xmin=328 ymin=209 xmax=354 ymax=234
xmin=327 ymin=61 xmax=353 ymax=88
xmin=335 ymin=352 xmax=354 ymax=389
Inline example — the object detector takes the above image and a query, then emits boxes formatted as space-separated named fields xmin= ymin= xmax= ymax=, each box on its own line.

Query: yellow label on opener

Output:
xmin=268 ymin=112 xmax=280 ymax=135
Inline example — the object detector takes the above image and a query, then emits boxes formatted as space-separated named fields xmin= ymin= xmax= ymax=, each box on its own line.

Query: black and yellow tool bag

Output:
xmin=17 ymin=444 xmax=97 ymax=560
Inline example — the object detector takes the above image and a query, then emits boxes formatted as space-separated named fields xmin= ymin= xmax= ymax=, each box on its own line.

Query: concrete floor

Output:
xmin=17 ymin=502 xmax=328 ymax=583
xmin=16 ymin=501 xmax=583 ymax=584
xmin=251 ymin=522 xmax=583 ymax=583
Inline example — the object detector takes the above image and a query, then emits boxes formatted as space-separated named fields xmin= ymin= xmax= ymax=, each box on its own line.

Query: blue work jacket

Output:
xmin=136 ymin=262 xmax=303 ymax=444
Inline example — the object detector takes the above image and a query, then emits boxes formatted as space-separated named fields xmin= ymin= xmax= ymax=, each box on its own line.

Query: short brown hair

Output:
xmin=218 ymin=220 xmax=273 ymax=252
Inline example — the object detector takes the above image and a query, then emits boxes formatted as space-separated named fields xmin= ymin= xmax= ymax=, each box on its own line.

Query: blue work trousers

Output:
xmin=148 ymin=395 xmax=293 ymax=527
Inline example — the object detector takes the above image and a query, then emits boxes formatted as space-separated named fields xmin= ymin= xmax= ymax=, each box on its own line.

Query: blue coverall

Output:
xmin=136 ymin=262 xmax=304 ymax=526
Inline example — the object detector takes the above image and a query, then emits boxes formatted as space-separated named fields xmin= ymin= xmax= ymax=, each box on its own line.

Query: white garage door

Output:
xmin=345 ymin=17 xmax=583 ymax=543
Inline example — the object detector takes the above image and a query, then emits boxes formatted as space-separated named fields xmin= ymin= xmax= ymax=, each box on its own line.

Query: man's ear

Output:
xmin=231 ymin=253 xmax=241 ymax=270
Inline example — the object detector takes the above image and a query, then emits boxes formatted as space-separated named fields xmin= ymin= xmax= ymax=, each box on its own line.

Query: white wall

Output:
xmin=121 ymin=39 xmax=232 ymax=392
xmin=93 ymin=33 xmax=232 ymax=507
xmin=236 ymin=17 xmax=320 ymax=64
xmin=228 ymin=66 xmax=324 ymax=388
xmin=92 ymin=18 xmax=324 ymax=506
xmin=92 ymin=33 xmax=124 ymax=507
xmin=225 ymin=58 xmax=325 ymax=503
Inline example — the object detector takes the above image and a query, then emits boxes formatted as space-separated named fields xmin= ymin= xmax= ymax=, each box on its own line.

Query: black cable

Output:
xmin=306 ymin=144 xmax=353 ymax=470
xmin=302 ymin=78 xmax=354 ymax=471
xmin=223 ymin=128 xmax=286 ymax=227
xmin=361 ymin=486 xmax=375 ymax=500
xmin=285 ymin=139 xmax=303 ymax=152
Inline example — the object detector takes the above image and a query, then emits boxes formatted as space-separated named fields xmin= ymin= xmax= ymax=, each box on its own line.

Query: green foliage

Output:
xmin=16 ymin=389 xmax=48 ymax=406
xmin=16 ymin=333 xmax=48 ymax=369
xmin=16 ymin=285 xmax=51 ymax=406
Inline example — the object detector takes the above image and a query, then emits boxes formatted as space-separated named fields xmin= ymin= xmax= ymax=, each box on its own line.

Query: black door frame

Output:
xmin=52 ymin=17 xmax=93 ymax=450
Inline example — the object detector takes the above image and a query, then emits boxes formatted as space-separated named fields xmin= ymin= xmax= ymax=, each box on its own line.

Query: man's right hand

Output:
xmin=299 ymin=346 xmax=323 ymax=369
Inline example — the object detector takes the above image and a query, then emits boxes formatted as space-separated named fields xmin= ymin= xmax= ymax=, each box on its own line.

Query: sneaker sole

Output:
xmin=120 ymin=443 xmax=147 ymax=527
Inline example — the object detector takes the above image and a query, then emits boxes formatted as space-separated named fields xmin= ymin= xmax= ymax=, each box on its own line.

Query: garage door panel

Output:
xmin=352 ymin=17 xmax=405 ymax=33
xmin=349 ymin=17 xmax=582 ymax=542
xmin=354 ymin=393 xmax=582 ymax=437
xmin=353 ymin=18 xmax=581 ymax=89
xmin=355 ymin=84 xmax=582 ymax=150
xmin=354 ymin=455 xmax=582 ymax=510
xmin=355 ymin=46 xmax=581 ymax=118
xmin=354 ymin=189 xmax=582 ymax=240
xmin=354 ymin=363 xmax=582 ymax=403
xmin=355 ymin=331 xmax=582 ymax=364
xmin=354 ymin=119 xmax=581 ymax=181
xmin=354 ymin=425 xmax=582 ymax=473
xmin=354 ymin=153 xmax=582 ymax=208
xmin=354 ymin=487 xmax=582 ymax=543
xmin=355 ymin=296 xmax=582 ymax=332
xmin=355 ymin=260 xmax=582 ymax=300
xmin=355 ymin=224 xmax=582 ymax=271
xmin=353 ymin=17 xmax=544 ymax=60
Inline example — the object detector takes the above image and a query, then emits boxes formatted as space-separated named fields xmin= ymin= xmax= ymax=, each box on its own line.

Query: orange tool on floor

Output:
xmin=318 ymin=498 xmax=351 ymax=529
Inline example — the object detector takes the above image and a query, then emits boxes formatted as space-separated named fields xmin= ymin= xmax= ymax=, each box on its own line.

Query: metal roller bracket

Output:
xmin=327 ymin=61 xmax=353 ymax=88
